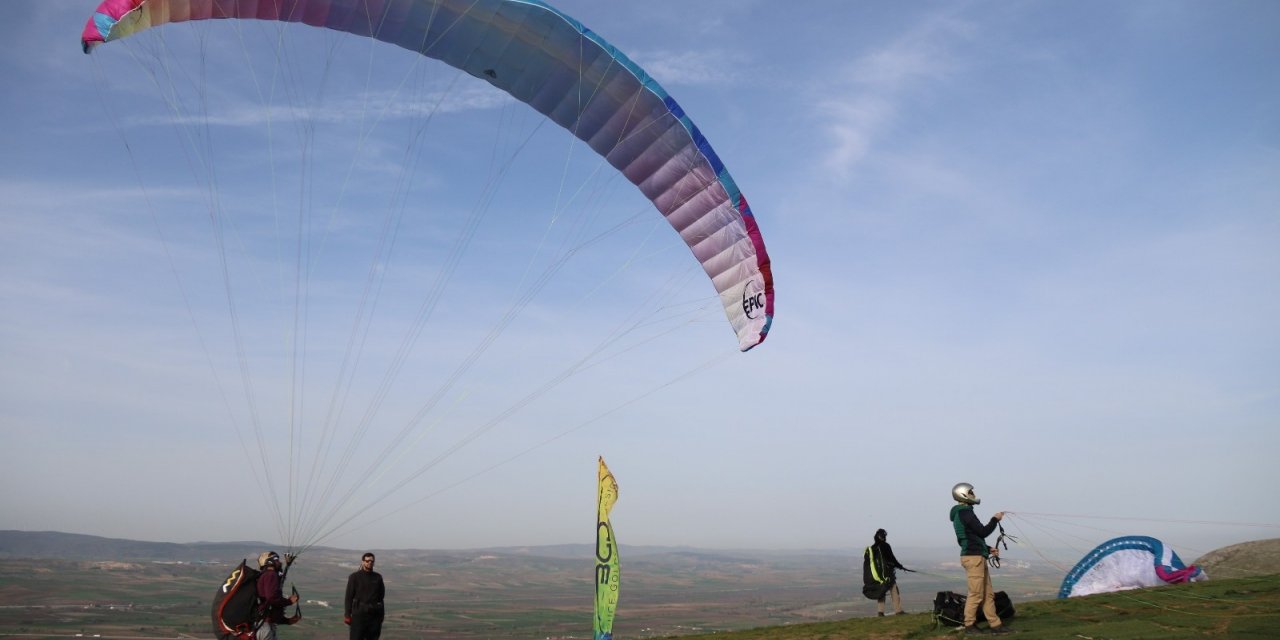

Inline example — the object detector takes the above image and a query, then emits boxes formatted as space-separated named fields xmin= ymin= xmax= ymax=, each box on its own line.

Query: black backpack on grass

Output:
xmin=210 ymin=559 xmax=262 ymax=640
xmin=932 ymin=590 xmax=1015 ymax=627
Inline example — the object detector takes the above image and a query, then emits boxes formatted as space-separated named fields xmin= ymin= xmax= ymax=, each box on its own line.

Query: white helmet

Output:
xmin=952 ymin=483 xmax=980 ymax=505
xmin=258 ymin=551 xmax=280 ymax=569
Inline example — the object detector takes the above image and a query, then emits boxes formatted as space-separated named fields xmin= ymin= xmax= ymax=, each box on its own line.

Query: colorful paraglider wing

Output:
xmin=82 ymin=0 xmax=773 ymax=351
xmin=1057 ymin=535 xmax=1206 ymax=598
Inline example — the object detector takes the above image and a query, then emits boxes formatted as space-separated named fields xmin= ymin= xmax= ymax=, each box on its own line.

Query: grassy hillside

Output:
xmin=659 ymin=573 xmax=1280 ymax=639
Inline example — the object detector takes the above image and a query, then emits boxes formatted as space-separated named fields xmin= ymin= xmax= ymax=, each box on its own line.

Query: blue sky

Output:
xmin=2 ymin=1 xmax=1278 ymax=562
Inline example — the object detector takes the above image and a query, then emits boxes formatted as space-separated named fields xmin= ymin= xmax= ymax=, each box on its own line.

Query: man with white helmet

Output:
xmin=255 ymin=551 xmax=299 ymax=640
xmin=948 ymin=483 xmax=1009 ymax=635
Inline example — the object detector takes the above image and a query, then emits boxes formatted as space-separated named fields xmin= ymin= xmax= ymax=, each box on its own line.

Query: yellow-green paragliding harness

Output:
xmin=862 ymin=545 xmax=894 ymax=600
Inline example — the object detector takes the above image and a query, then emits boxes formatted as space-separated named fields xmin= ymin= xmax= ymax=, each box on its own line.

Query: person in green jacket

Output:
xmin=949 ymin=483 xmax=1009 ymax=635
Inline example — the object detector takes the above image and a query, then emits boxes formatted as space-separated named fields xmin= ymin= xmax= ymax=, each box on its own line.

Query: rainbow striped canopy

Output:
xmin=83 ymin=0 xmax=774 ymax=351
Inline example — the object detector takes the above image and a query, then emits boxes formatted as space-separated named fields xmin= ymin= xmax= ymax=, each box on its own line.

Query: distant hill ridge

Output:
xmin=11 ymin=530 xmax=1276 ymax=575
xmin=0 ymin=530 xmax=874 ymax=563
xmin=1194 ymin=537 xmax=1280 ymax=579
xmin=0 ymin=530 xmax=272 ymax=562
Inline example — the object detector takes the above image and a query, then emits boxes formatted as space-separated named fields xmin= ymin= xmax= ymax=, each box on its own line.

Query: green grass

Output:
xmin=658 ymin=574 xmax=1280 ymax=639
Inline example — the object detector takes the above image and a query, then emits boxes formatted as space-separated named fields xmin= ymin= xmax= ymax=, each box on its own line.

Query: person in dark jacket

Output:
xmin=862 ymin=528 xmax=908 ymax=615
xmin=255 ymin=551 xmax=299 ymax=640
xmin=949 ymin=483 xmax=1009 ymax=635
xmin=344 ymin=552 xmax=386 ymax=640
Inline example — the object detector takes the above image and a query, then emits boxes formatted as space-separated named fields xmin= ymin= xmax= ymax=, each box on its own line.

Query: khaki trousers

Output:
xmin=876 ymin=582 xmax=902 ymax=614
xmin=960 ymin=556 xmax=1001 ymax=628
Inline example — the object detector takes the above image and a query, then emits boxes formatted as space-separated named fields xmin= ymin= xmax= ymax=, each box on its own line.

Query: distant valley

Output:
xmin=0 ymin=530 xmax=1076 ymax=639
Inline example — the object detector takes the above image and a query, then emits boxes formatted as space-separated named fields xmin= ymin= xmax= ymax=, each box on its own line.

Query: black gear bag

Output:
xmin=932 ymin=590 xmax=1015 ymax=627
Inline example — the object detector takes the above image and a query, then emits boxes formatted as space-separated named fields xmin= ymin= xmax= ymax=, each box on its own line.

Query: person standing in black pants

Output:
xmin=344 ymin=552 xmax=385 ymax=640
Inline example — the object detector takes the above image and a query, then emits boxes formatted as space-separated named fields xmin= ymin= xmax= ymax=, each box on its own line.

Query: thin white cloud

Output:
xmin=817 ymin=13 xmax=974 ymax=179
xmin=631 ymin=49 xmax=745 ymax=88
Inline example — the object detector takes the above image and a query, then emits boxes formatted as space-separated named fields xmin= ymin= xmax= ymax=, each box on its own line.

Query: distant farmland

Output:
xmin=0 ymin=546 xmax=1062 ymax=639
xmin=4 ymin=532 xmax=1275 ymax=639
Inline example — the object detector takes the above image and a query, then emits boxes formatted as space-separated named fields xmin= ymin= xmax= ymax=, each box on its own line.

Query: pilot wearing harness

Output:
xmin=863 ymin=528 xmax=909 ymax=616
xmin=256 ymin=552 xmax=300 ymax=640
xmin=948 ymin=483 xmax=1010 ymax=635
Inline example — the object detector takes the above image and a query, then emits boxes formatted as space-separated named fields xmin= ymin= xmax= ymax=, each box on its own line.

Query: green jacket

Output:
xmin=950 ymin=504 xmax=998 ymax=557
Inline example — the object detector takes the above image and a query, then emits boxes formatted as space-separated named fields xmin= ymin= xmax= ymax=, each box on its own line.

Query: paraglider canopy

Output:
xmin=1058 ymin=535 xmax=1207 ymax=598
xmin=76 ymin=0 xmax=774 ymax=553
xmin=80 ymin=0 xmax=773 ymax=352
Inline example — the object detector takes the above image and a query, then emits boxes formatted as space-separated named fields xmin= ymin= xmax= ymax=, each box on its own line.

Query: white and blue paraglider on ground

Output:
xmin=1059 ymin=536 xmax=1207 ymax=598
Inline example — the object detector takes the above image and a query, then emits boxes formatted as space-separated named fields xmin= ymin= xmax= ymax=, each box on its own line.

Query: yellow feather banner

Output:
xmin=594 ymin=457 xmax=620 ymax=640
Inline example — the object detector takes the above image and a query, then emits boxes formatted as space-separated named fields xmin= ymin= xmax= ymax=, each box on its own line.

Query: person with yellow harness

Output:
xmin=862 ymin=528 xmax=909 ymax=616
